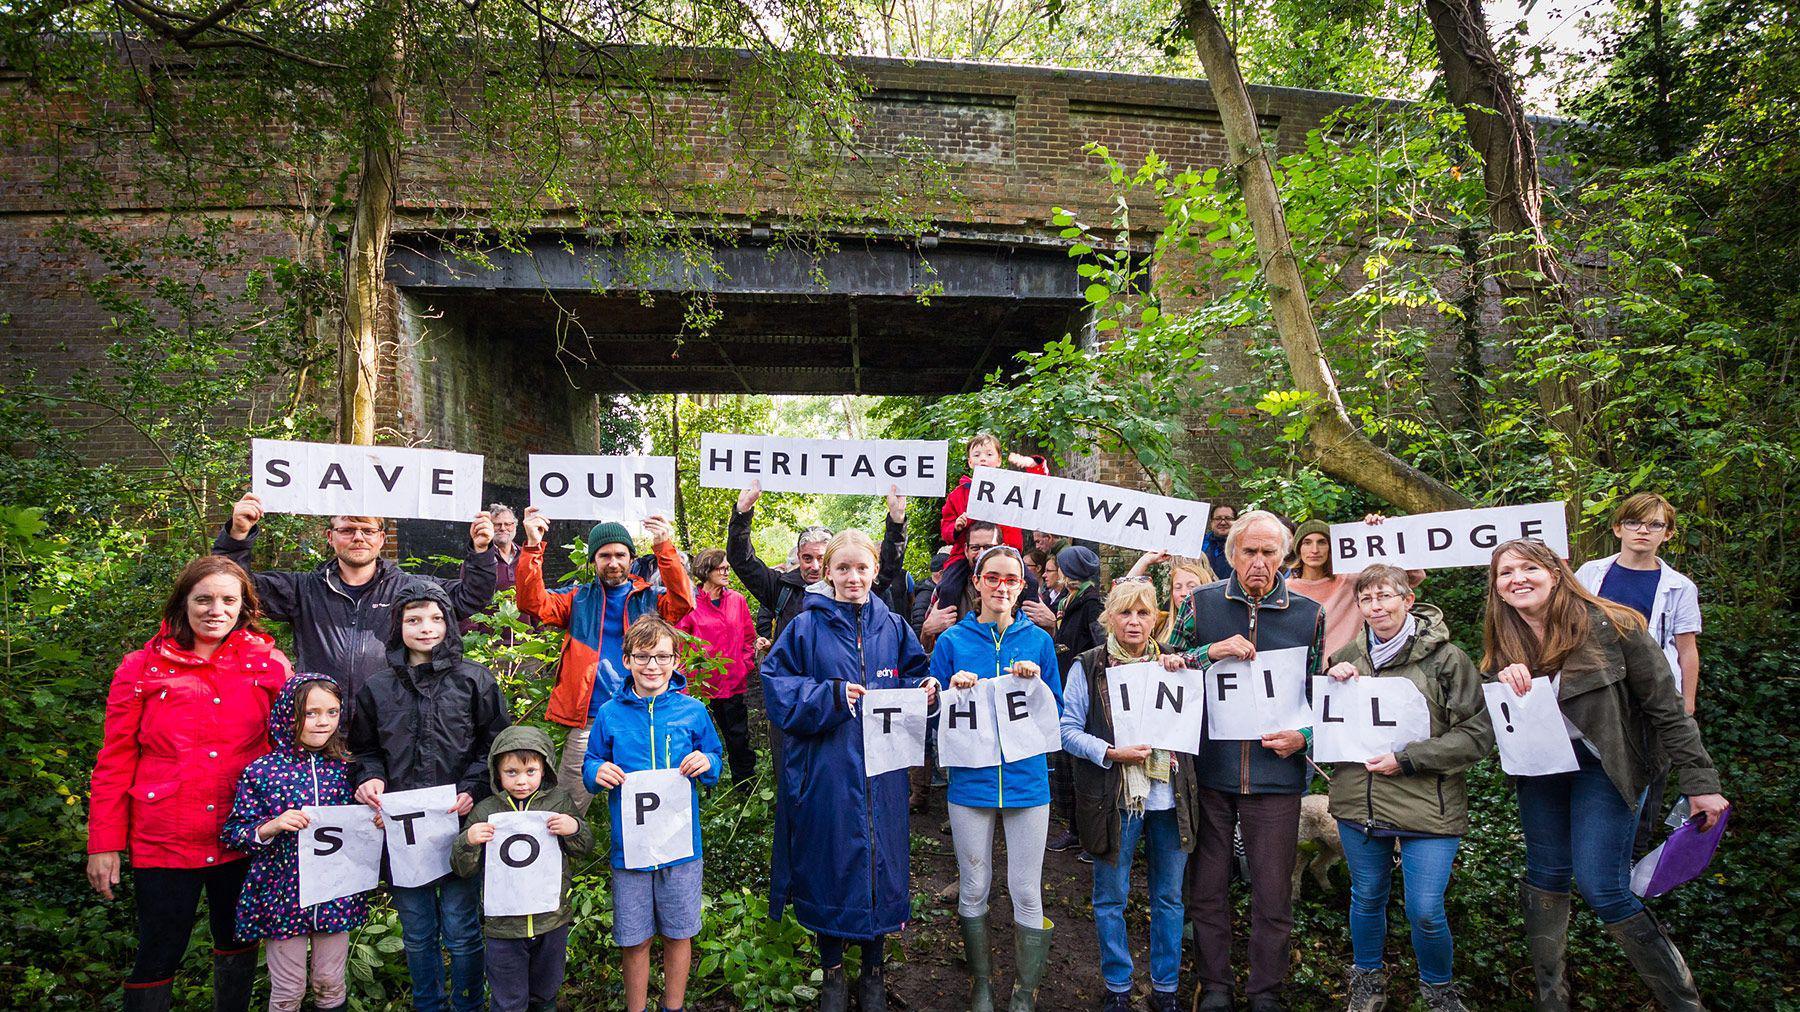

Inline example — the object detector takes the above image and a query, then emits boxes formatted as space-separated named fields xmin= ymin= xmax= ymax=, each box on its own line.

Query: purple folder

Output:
xmin=1630 ymin=807 xmax=1731 ymax=899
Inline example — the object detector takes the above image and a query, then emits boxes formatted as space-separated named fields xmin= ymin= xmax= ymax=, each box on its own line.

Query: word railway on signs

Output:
xmin=251 ymin=439 xmax=484 ymax=521
xmin=698 ymin=434 xmax=948 ymax=497
xmin=964 ymin=467 xmax=1210 ymax=556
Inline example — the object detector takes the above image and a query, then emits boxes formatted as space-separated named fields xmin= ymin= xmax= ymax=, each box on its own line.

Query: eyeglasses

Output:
xmin=1621 ymin=520 xmax=1669 ymax=533
xmin=628 ymin=652 xmax=678 ymax=667
xmin=1356 ymin=592 xmax=1407 ymax=607
xmin=330 ymin=525 xmax=384 ymax=541
xmin=978 ymin=573 xmax=1023 ymax=588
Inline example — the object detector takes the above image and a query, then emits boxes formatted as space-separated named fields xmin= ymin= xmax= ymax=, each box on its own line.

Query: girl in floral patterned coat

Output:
xmin=223 ymin=673 xmax=372 ymax=1012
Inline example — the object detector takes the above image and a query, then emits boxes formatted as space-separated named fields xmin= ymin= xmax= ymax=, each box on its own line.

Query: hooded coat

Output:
xmin=938 ymin=455 xmax=1049 ymax=557
xmin=584 ymin=671 xmax=722 ymax=870
xmin=1324 ymin=605 xmax=1495 ymax=837
xmin=760 ymin=589 xmax=931 ymax=940
xmin=348 ymin=580 xmax=511 ymax=800
xmin=222 ymin=673 xmax=371 ymax=939
xmin=675 ymin=588 xmax=757 ymax=699
xmin=929 ymin=611 xmax=1063 ymax=809
xmin=726 ymin=506 xmax=910 ymax=642
xmin=450 ymin=725 xmax=596 ymax=939
xmin=89 ymin=625 xmax=289 ymax=868
xmin=212 ymin=525 xmax=496 ymax=713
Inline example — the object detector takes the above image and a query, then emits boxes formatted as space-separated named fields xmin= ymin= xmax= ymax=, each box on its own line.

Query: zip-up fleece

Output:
xmin=1323 ymin=605 xmax=1494 ymax=837
xmin=222 ymin=673 xmax=369 ymax=940
xmin=451 ymin=725 xmax=596 ymax=939
xmin=929 ymin=611 xmax=1063 ymax=808
xmin=584 ymin=671 xmax=722 ymax=870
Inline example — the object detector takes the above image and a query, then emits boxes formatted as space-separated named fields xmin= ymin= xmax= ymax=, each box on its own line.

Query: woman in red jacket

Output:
xmin=676 ymin=547 xmax=759 ymax=783
xmin=87 ymin=556 xmax=290 ymax=1012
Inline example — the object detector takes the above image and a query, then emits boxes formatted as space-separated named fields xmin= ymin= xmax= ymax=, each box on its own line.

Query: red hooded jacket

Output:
xmin=88 ymin=626 xmax=290 ymax=868
xmin=939 ymin=455 xmax=1049 ymax=555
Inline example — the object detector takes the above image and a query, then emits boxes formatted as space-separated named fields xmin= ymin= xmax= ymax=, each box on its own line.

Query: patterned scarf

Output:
xmin=1108 ymin=634 xmax=1171 ymax=813
xmin=1368 ymin=614 xmax=1417 ymax=671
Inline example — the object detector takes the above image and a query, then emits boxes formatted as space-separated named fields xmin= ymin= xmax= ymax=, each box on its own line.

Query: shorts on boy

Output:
xmin=611 ymin=859 xmax=704 ymax=947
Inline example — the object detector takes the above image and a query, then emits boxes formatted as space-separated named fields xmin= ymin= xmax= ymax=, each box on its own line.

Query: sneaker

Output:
xmin=1078 ymin=850 xmax=1094 ymax=864
xmin=1100 ymin=990 xmax=1133 ymax=1012
xmin=1344 ymin=967 xmax=1387 ymax=1012
xmin=1420 ymin=981 xmax=1468 ymax=1012
xmin=1149 ymin=990 xmax=1181 ymax=1012
xmin=1046 ymin=829 xmax=1080 ymax=852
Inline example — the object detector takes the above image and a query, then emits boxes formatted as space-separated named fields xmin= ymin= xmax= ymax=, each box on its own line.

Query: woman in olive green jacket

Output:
xmin=1486 ymin=538 xmax=1726 ymax=1012
xmin=1323 ymin=565 xmax=1492 ymax=1012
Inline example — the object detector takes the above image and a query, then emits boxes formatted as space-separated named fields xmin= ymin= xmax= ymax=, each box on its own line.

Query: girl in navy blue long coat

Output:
xmin=761 ymin=529 xmax=937 ymax=1011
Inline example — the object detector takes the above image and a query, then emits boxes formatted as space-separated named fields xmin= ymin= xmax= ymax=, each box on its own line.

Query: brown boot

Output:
xmin=908 ymin=764 xmax=928 ymax=812
xmin=1603 ymin=910 xmax=1706 ymax=1011
xmin=1520 ymin=882 xmax=1571 ymax=1012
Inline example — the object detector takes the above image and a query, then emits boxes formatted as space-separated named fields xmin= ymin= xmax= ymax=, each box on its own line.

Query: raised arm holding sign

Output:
xmin=528 ymin=454 xmax=676 ymax=522
xmin=251 ymin=439 xmax=484 ymax=521
xmin=699 ymin=433 xmax=947 ymax=497
xmin=1330 ymin=502 xmax=1568 ymax=572
xmin=964 ymin=466 xmax=1209 ymax=556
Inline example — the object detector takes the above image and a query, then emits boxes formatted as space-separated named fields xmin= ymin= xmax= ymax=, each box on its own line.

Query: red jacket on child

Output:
xmin=939 ymin=455 xmax=1048 ymax=555
xmin=88 ymin=626 xmax=290 ymax=868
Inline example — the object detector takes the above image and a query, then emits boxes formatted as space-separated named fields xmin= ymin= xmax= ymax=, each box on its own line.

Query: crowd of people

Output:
xmin=85 ymin=431 xmax=1727 ymax=1012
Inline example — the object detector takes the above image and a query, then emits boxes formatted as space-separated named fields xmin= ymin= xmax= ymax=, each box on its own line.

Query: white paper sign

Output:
xmin=993 ymin=674 xmax=1062 ymax=762
xmin=964 ymin=467 xmax=1209 ymax=556
xmin=297 ymin=804 xmax=384 ymax=908
xmin=1310 ymin=676 xmax=1433 ymax=764
xmin=482 ymin=810 xmax=561 ymax=917
xmin=699 ymin=434 xmax=948 ymax=497
xmin=620 ymin=768 xmax=696 ymax=870
xmin=528 ymin=454 xmax=676 ymax=522
xmin=1330 ymin=502 xmax=1568 ymax=572
xmin=1483 ymin=677 xmax=1581 ymax=776
xmin=1104 ymin=661 xmax=1161 ymax=747
xmin=1135 ymin=664 xmax=1207 ymax=754
xmin=860 ymin=686 xmax=929 ymax=776
xmin=380 ymin=784 xmax=461 ymax=887
xmin=1205 ymin=646 xmax=1312 ymax=740
xmin=251 ymin=439 xmax=483 ymax=521
xmin=938 ymin=682 xmax=1003 ymax=769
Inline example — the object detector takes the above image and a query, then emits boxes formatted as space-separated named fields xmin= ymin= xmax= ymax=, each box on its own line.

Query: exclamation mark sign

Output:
xmin=1500 ymin=701 xmax=1515 ymax=733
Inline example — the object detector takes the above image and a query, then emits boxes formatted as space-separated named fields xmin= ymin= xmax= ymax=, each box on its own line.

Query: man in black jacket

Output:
xmin=213 ymin=492 xmax=498 ymax=714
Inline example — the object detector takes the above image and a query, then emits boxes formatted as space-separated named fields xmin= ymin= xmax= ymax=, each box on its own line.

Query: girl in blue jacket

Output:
xmin=761 ymin=529 xmax=938 ymax=1012
xmin=930 ymin=545 xmax=1063 ymax=1012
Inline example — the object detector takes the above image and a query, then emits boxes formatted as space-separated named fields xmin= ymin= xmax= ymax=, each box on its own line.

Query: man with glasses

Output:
xmin=213 ymin=492 xmax=498 ymax=714
xmin=919 ymin=521 xmax=1054 ymax=650
xmin=1575 ymin=491 xmax=1703 ymax=853
xmin=516 ymin=509 xmax=695 ymax=813
xmin=1200 ymin=504 xmax=1238 ymax=583
xmin=459 ymin=503 xmax=529 ymax=635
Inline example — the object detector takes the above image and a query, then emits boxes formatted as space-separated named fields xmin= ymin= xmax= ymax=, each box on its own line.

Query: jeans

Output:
xmin=129 ymin=861 xmax=252 ymax=983
xmin=390 ymin=874 xmax=485 ymax=1012
xmin=1515 ymin=747 xmax=1646 ymax=924
xmin=1092 ymin=808 xmax=1187 ymax=993
xmin=558 ymin=724 xmax=594 ymax=813
xmin=1337 ymin=824 xmax=1460 ymax=985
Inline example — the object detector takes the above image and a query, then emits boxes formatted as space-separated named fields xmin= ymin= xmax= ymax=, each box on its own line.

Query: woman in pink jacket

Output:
xmin=677 ymin=547 xmax=758 ymax=783
xmin=87 ymin=556 xmax=291 ymax=1012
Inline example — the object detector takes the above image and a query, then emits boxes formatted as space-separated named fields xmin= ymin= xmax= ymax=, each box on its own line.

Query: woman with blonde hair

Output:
xmin=762 ymin=528 xmax=940 ymax=1012
xmin=1484 ymin=538 xmax=1726 ymax=1011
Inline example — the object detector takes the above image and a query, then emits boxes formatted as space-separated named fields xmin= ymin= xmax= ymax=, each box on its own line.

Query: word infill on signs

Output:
xmin=1205 ymin=646 xmax=1313 ymax=740
xmin=1106 ymin=661 xmax=1207 ymax=754
xmin=1310 ymin=676 xmax=1432 ymax=764
xmin=699 ymin=434 xmax=949 ymax=497
xmin=482 ymin=810 xmax=562 ymax=917
xmin=528 ymin=454 xmax=677 ymax=522
xmin=937 ymin=675 xmax=1062 ymax=768
xmin=252 ymin=439 xmax=485 ymax=521
xmin=1330 ymin=502 xmax=1569 ymax=572
xmin=965 ymin=467 xmax=1209 ymax=557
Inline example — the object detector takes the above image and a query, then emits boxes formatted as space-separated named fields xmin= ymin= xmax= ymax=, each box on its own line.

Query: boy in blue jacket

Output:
xmin=585 ymin=616 xmax=722 ymax=1012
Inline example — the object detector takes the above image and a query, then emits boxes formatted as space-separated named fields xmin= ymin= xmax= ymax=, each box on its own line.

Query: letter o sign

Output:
xmin=499 ymin=834 xmax=540 ymax=868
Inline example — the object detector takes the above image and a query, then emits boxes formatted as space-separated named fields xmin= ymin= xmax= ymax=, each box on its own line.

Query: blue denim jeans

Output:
xmin=390 ymin=874 xmax=486 ymax=1011
xmin=1515 ymin=747 xmax=1646 ymax=924
xmin=1337 ymin=824 xmax=1460 ymax=985
xmin=1092 ymin=808 xmax=1187 ymax=993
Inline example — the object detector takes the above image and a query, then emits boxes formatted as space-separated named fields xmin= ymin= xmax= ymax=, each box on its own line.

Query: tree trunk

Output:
xmin=1424 ymin=0 xmax=1607 ymax=541
xmin=339 ymin=21 xmax=402 ymax=445
xmin=1183 ymin=0 xmax=1472 ymax=515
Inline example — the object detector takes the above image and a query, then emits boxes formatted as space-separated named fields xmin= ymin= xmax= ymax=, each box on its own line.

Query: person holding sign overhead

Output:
xmin=349 ymin=580 xmax=511 ymax=1012
xmin=1058 ymin=581 xmax=1199 ymax=1012
xmin=451 ymin=725 xmax=595 ymax=1012
xmin=213 ymin=492 xmax=498 ymax=716
xmin=1288 ymin=516 xmax=1424 ymax=658
xmin=221 ymin=674 xmax=370 ymax=1012
xmin=516 ymin=508 xmax=694 ymax=814
xmin=930 ymin=545 xmax=1064 ymax=1012
xmin=1483 ymin=538 xmax=1726 ymax=1012
xmin=87 ymin=557 xmax=290 ymax=1012
xmin=1168 ymin=510 xmax=1323 ymax=1012
xmin=1320 ymin=566 xmax=1492 ymax=1012
xmin=760 ymin=529 xmax=938 ymax=1012
xmin=585 ymin=616 xmax=722 ymax=1012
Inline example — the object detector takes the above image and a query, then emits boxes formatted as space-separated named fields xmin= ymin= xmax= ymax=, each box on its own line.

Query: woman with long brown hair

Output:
xmin=88 ymin=556 xmax=291 ymax=1012
xmin=1483 ymin=538 xmax=1725 ymax=1011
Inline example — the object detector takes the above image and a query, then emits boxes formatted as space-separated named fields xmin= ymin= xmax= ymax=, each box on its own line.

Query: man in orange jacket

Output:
xmin=516 ymin=508 xmax=694 ymax=812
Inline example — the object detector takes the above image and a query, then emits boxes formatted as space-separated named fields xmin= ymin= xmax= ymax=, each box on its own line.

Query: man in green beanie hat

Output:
xmin=514 ymin=508 xmax=694 ymax=811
